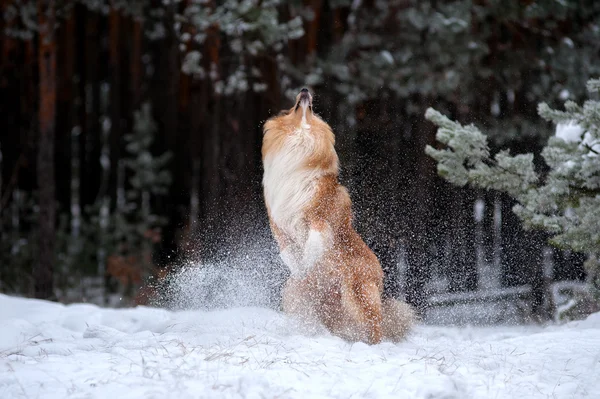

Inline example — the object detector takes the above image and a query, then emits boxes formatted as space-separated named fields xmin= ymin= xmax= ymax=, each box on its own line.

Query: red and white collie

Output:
xmin=262 ymin=88 xmax=414 ymax=344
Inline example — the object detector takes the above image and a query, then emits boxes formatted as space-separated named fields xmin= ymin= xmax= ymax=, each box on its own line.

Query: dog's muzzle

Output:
xmin=299 ymin=88 xmax=312 ymax=105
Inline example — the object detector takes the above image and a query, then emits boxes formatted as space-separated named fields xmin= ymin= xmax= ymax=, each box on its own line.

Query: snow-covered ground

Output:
xmin=1 ymin=294 xmax=599 ymax=399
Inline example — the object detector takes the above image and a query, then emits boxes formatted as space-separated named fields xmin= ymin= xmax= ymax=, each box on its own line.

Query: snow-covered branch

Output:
xmin=426 ymin=78 xmax=600 ymax=274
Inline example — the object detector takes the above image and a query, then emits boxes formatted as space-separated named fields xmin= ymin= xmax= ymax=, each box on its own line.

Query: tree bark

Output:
xmin=35 ymin=0 xmax=57 ymax=299
xmin=131 ymin=17 xmax=143 ymax=109
xmin=200 ymin=16 xmax=222 ymax=257
xmin=446 ymin=187 xmax=477 ymax=292
xmin=108 ymin=4 xmax=121 ymax=201
xmin=1 ymin=0 xmax=17 ymax=73
xmin=305 ymin=0 xmax=323 ymax=60
xmin=82 ymin=10 xmax=101 ymax=206
xmin=404 ymin=116 xmax=436 ymax=315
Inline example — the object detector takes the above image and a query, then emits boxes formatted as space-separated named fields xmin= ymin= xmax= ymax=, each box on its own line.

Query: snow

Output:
xmin=555 ymin=122 xmax=600 ymax=155
xmin=556 ymin=122 xmax=584 ymax=143
xmin=473 ymin=198 xmax=485 ymax=222
xmin=380 ymin=50 xmax=394 ymax=64
xmin=559 ymin=89 xmax=570 ymax=100
xmin=1 ymin=295 xmax=599 ymax=398
xmin=563 ymin=37 xmax=575 ymax=48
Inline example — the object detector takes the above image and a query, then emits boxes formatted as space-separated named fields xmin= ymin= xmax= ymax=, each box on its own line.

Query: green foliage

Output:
xmin=301 ymin=0 xmax=600 ymax=143
xmin=125 ymin=104 xmax=172 ymax=198
xmin=117 ymin=103 xmax=172 ymax=259
xmin=178 ymin=0 xmax=304 ymax=95
xmin=426 ymin=78 xmax=600 ymax=301
xmin=0 ymin=191 xmax=37 ymax=294
xmin=3 ymin=0 xmax=143 ymax=41
xmin=60 ymin=103 xmax=171 ymax=299
xmin=425 ymin=108 xmax=539 ymax=198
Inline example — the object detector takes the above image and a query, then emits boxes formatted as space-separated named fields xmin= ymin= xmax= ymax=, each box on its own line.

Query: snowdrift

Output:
xmin=1 ymin=294 xmax=599 ymax=398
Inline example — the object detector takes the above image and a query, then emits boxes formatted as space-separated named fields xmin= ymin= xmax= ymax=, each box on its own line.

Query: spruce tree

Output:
xmin=425 ymin=78 xmax=600 ymax=312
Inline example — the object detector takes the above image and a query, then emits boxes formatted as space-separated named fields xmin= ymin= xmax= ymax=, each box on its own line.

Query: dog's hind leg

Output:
xmin=282 ymin=278 xmax=318 ymax=324
xmin=353 ymin=281 xmax=384 ymax=344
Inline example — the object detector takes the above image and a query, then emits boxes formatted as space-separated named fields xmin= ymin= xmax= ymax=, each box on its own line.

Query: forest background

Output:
xmin=1 ymin=0 xmax=599 ymax=320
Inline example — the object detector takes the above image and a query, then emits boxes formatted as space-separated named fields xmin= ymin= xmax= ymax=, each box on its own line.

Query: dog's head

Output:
xmin=262 ymin=88 xmax=336 ymax=161
xmin=262 ymin=88 xmax=335 ymax=142
xmin=269 ymin=88 xmax=318 ymax=126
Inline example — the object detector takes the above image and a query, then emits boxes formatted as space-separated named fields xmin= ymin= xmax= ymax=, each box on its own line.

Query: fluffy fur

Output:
xmin=262 ymin=89 xmax=414 ymax=344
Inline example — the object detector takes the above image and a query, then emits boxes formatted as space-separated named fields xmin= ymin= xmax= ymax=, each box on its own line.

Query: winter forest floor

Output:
xmin=1 ymin=294 xmax=599 ymax=399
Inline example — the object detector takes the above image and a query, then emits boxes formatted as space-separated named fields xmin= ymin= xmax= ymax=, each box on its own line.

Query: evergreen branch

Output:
xmin=427 ymin=78 xmax=600 ymax=258
xmin=481 ymin=156 xmax=535 ymax=184
xmin=583 ymin=143 xmax=600 ymax=156
xmin=587 ymin=79 xmax=600 ymax=93
xmin=568 ymin=185 xmax=600 ymax=197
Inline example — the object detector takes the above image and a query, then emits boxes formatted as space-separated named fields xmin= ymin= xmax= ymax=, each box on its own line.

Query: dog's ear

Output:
xmin=264 ymin=109 xmax=289 ymax=125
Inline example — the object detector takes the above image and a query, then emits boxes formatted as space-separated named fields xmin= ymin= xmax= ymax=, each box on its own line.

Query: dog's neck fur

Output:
xmin=262 ymin=102 xmax=337 ymax=242
xmin=300 ymin=99 xmax=311 ymax=129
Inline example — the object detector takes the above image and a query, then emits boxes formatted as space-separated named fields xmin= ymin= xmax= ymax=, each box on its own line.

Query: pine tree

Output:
xmin=105 ymin=103 xmax=172 ymax=300
xmin=425 ymin=78 xmax=600 ymax=311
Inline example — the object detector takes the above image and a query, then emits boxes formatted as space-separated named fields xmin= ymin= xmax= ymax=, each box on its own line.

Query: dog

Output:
xmin=262 ymin=88 xmax=414 ymax=344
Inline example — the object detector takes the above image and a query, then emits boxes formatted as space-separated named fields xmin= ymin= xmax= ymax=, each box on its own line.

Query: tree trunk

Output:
xmin=200 ymin=18 xmax=222 ymax=257
xmin=331 ymin=7 xmax=349 ymax=44
xmin=160 ymin=3 xmax=179 ymax=152
xmin=35 ymin=0 xmax=57 ymax=300
xmin=130 ymin=17 xmax=143 ymax=109
xmin=404 ymin=116 xmax=436 ymax=315
xmin=446 ymin=187 xmax=477 ymax=292
xmin=305 ymin=0 xmax=323 ymax=61
xmin=1 ymin=0 xmax=17 ymax=72
xmin=82 ymin=10 xmax=101 ymax=206
xmin=108 ymin=5 xmax=121 ymax=201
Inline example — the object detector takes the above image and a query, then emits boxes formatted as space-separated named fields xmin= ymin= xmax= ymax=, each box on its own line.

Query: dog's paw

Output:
xmin=302 ymin=228 xmax=332 ymax=271
xmin=280 ymin=247 xmax=302 ymax=275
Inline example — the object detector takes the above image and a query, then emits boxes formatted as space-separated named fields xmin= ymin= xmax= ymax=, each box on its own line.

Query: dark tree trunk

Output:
xmin=130 ymin=18 xmax=143 ymax=109
xmin=156 ymin=3 xmax=179 ymax=152
xmin=35 ymin=0 xmax=57 ymax=300
xmin=82 ymin=10 xmax=101 ymax=206
xmin=446 ymin=187 xmax=477 ymax=292
xmin=108 ymin=5 xmax=122 ymax=200
xmin=404 ymin=116 xmax=437 ymax=315
xmin=199 ymin=18 xmax=222 ymax=257
xmin=305 ymin=0 xmax=323 ymax=61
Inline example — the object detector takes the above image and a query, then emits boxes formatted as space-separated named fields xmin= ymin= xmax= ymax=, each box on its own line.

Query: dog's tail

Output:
xmin=381 ymin=298 xmax=416 ymax=342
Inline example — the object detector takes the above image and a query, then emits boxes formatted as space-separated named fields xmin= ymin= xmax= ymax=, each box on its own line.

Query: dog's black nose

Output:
xmin=300 ymin=88 xmax=309 ymax=93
